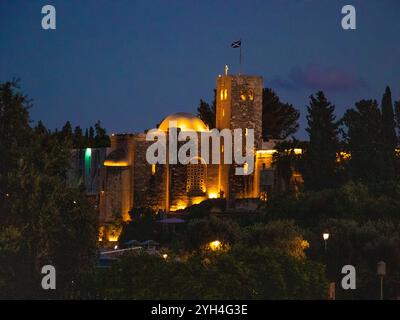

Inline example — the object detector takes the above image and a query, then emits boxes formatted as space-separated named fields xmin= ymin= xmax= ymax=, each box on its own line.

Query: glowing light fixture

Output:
xmin=85 ymin=147 xmax=92 ymax=159
xmin=256 ymin=150 xmax=277 ymax=155
xmin=323 ymin=232 xmax=330 ymax=253
xmin=108 ymin=234 xmax=119 ymax=242
xmin=256 ymin=148 xmax=303 ymax=156
xmin=85 ymin=148 xmax=92 ymax=176
xmin=209 ymin=240 xmax=222 ymax=251
xmin=104 ymin=160 xmax=129 ymax=167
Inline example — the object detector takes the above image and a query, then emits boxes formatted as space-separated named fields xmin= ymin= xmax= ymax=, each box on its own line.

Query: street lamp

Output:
xmin=377 ymin=261 xmax=386 ymax=300
xmin=323 ymin=232 xmax=330 ymax=253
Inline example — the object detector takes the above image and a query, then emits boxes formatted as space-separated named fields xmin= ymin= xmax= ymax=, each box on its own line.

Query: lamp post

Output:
xmin=322 ymin=231 xmax=331 ymax=299
xmin=377 ymin=261 xmax=386 ymax=300
xmin=323 ymin=232 xmax=330 ymax=254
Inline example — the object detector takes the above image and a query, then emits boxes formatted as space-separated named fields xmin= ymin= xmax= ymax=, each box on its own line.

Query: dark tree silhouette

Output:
xmin=304 ymin=91 xmax=339 ymax=190
xmin=342 ymin=99 xmax=386 ymax=184
xmin=262 ymin=88 xmax=299 ymax=140
xmin=196 ymin=89 xmax=216 ymax=129
xmin=381 ymin=86 xmax=397 ymax=178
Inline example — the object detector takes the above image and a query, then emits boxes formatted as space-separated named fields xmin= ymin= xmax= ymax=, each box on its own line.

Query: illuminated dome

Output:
xmin=158 ymin=112 xmax=209 ymax=132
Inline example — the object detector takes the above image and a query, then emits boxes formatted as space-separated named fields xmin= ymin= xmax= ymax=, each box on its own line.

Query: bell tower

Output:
xmin=216 ymin=73 xmax=263 ymax=147
xmin=215 ymin=70 xmax=263 ymax=202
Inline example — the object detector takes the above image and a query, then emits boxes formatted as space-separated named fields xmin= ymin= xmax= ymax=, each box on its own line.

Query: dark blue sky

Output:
xmin=1 ymin=0 xmax=399 ymax=138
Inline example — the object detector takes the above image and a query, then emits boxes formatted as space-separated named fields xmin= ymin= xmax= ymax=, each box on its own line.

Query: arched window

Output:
xmin=186 ymin=158 xmax=207 ymax=195
xmin=220 ymin=89 xmax=228 ymax=101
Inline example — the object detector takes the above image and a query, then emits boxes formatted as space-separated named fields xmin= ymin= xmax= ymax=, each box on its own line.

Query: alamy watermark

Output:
xmin=145 ymin=121 xmax=254 ymax=175
xmin=41 ymin=5 xmax=56 ymax=30
xmin=40 ymin=4 xmax=356 ymax=31
xmin=41 ymin=265 xmax=56 ymax=290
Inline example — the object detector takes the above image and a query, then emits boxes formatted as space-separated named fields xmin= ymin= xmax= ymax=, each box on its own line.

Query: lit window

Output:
xmin=260 ymin=191 xmax=268 ymax=201
xmin=240 ymin=90 xmax=246 ymax=101
xmin=220 ymin=90 xmax=224 ymax=100
xmin=222 ymin=108 xmax=225 ymax=117
xmin=224 ymin=89 xmax=228 ymax=100
xmin=151 ymin=163 xmax=156 ymax=175
xmin=248 ymin=89 xmax=254 ymax=101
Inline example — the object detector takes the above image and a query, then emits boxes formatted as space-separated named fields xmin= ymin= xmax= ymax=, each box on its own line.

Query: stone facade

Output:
xmin=216 ymin=75 xmax=263 ymax=204
xmin=89 ymin=73 xmax=285 ymax=231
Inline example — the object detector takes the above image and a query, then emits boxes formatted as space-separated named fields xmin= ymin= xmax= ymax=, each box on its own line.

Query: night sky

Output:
xmin=1 ymin=0 xmax=399 ymax=139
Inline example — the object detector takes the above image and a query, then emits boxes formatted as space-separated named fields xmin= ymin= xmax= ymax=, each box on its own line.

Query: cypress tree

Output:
xmin=381 ymin=86 xmax=397 ymax=179
xmin=304 ymin=91 xmax=339 ymax=190
xmin=342 ymin=99 xmax=385 ymax=184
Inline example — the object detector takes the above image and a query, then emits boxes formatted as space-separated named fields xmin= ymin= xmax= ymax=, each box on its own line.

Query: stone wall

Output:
xmin=133 ymin=134 xmax=166 ymax=211
xmin=229 ymin=75 xmax=263 ymax=149
xmin=215 ymin=74 xmax=263 ymax=202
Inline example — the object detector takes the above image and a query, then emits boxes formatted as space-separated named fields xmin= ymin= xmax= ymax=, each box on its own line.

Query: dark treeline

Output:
xmin=275 ymin=86 xmax=400 ymax=190
xmin=50 ymin=120 xmax=110 ymax=149
xmin=198 ymin=84 xmax=400 ymax=188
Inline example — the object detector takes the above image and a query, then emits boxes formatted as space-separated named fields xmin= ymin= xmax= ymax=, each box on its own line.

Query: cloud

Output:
xmin=270 ymin=64 xmax=367 ymax=92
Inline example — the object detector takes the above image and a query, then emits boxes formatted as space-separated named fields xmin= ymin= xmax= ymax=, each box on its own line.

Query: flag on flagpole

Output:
xmin=231 ymin=39 xmax=242 ymax=74
xmin=231 ymin=40 xmax=241 ymax=48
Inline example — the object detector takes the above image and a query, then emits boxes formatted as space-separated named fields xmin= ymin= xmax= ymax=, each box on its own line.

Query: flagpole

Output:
xmin=239 ymin=38 xmax=242 ymax=75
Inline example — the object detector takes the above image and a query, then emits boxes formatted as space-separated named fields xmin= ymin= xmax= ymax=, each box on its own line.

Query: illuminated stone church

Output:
xmin=73 ymin=72 xmax=300 ymax=228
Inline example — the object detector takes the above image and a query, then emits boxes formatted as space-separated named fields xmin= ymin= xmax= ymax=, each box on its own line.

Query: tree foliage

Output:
xmin=0 ymin=81 xmax=98 ymax=298
xmin=183 ymin=215 xmax=241 ymax=251
xmin=262 ymin=88 xmax=300 ymax=140
xmin=196 ymin=90 xmax=216 ymax=129
xmin=242 ymin=220 xmax=309 ymax=260
xmin=89 ymin=247 xmax=326 ymax=299
xmin=304 ymin=91 xmax=339 ymax=190
xmin=381 ymin=86 xmax=397 ymax=178
xmin=341 ymin=99 xmax=386 ymax=183
xmin=272 ymin=139 xmax=306 ymax=193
